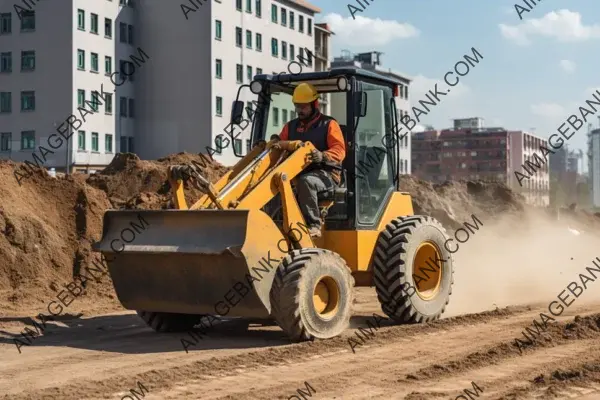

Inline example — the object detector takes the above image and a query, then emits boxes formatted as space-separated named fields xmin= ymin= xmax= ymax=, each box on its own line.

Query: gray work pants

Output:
xmin=295 ymin=169 xmax=336 ymax=229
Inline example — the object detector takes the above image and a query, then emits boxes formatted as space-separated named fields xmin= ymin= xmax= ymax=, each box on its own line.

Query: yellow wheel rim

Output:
xmin=413 ymin=242 xmax=443 ymax=301
xmin=312 ymin=276 xmax=340 ymax=319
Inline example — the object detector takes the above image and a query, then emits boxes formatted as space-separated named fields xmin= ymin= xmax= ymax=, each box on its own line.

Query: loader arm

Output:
xmin=168 ymin=139 xmax=317 ymax=249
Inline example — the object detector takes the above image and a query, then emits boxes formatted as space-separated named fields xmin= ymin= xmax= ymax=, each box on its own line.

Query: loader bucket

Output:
xmin=92 ymin=209 xmax=289 ymax=318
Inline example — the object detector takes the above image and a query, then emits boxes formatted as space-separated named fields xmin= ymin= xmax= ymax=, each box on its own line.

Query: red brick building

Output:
xmin=412 ymin=128 xmax=510 ymax=183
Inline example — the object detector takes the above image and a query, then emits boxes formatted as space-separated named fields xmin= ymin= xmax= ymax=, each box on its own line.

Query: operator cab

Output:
xmin=230 ymin=68 xmax=406 ymax=231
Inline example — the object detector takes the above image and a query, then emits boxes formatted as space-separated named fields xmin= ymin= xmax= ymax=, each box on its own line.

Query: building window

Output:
xmin=215 ymin=59 xmax=222 ymax=78
xmin=247 ymin=65 xmax=252 ymax=81
xmin=216 ymin=96 xmax=223 ymax=116
xmin=120 ymin=60 xmax=134 ymax=82
xmin=128 ymin=98 xmax=135 ymax=118
xmin=299 ymin=15 xmax=304 ymax=33
xmin=128 ymin=24 xmax=134 ymax=45
xmin=255 ymin=0 xmax=261 ymax=17
xmin=215 ymin=20 xmax=222 ymax=39
xmin=290 ymin=44 xmax=295 ymax=61
xmin=236 ymin=0 xmax=242 ymax=11
xmin=105 ymin=134 xmax=113 ymax=153
xmin=91 ymin=13 xmax=98 ymax=34
xmin=281 ymin=41 xmax=287 ymax=60
xmin=0 ymin=132 xmax=11 ymax=151
xmin=234 ymin=139 xmax=242 ymax=154
xmin=0 ymin=92 xmax=11 ymax=113
xmin=1 ymin=13 xmax=12 ymax=34
xmin=90 ymin=91 xmax=100 ymax=112
xmin=119 ymin=22 xmax=127 ymax=43
xmin=77 ymin=89 xmax=85 ymax=108
xmin=105 ymin=56 xmax=112 ymax=74
xmin=289 ymin=12 xmax=295 ymax=29
xmin=91 ymin=53 xmax=98 ymax=72
xmin=246 ymin=30 xmax=252 ymax=48
xmin=78 ymin=130 xmax=86 ymax=150
xmin=21 ymin=91 xmax=35 ymax=111
xmin=77 ymin=49 xmax=85 ymax=69
xmin=256 ymin=33 xmax=262 ymax=51
xmin=291 ymin=111 xmax=296 ymax=120
xmin=281 ymin=8 xmax=287 ymax=26
xmin=77 ymin=9 xmax=85 ymax=30
xmin=105 ymin=93 xmax=113 ymax=114
xmin=282 ymin=109 xmax=288 ymax=122
xmin=235 ymin=27 xmax=242 ymax=47
xmin=21 ymin=51 xmax=35 ymax=71
xmin=91 ymin=132 xmax=99 ymax=151
xmin=120 ymin=96 xmax=127 ymax=116
xmin=0 ymin=52 xmax=11 ymax=72
xmin=271 ymin=4 xmax=277 ymax=23
xmin=236 ymin=64 xmax=243 ymax=83
xmin=257 ymin=67 xmax=263 ymax=75
xmin=246 ymin=139 xmax=251 ymax=153
xmin=245 ymin=0 xmax=251 ymax=12
xmin=215 ymin=135 xmax=223 ymax=154
xmin=271 ymin=38 xmax=278 ymax=57
xmin=21 ymin=11 xmax=35 ymax=31
xmin=308 ymin=18 xmax=312 ymax=35
xmin=21 ymin=131 xmax=35 ymax=150
xmin=105 ymin=18 xmax=112 ymax=37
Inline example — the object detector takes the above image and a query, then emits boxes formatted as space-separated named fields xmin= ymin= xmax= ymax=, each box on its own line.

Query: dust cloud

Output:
xmin=444 ymin=211 xmax=600 ymax=318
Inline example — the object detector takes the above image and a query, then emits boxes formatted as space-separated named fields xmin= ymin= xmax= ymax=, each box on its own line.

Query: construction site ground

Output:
xmin=2 ymin=153 xmax=600 ymax=400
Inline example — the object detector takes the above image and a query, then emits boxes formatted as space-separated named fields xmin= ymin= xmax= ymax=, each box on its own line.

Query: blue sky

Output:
xmin=317 ymin=0 xmax=600 ymax=159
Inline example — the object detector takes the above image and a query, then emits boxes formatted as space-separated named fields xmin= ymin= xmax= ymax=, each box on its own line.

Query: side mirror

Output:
xmin=354 ymin=91 xmax=368 ymax=117
xmin=231 ymin=100 xmax=244 ymax=125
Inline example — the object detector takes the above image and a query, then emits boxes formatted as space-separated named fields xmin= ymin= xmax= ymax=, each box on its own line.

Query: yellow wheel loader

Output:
xmin=92 ymin=69 xmax=455 ymax=341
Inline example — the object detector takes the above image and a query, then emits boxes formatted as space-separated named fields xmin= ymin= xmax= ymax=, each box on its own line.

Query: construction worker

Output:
xmin=274 ymin=82 xmax=346 ymax=238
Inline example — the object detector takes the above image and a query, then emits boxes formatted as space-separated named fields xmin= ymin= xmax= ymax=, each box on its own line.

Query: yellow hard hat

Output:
xmin=292 ymin=83 xmax=319 ymax=104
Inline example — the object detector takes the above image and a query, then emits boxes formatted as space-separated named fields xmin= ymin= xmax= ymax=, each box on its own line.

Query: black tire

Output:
xmin=372 ymin=215 xmax=454 ymax=323
xmin=136 ymin=311 xmax=204 ymax=332
xmin=270 ymin=248 xmax=355 ymax=341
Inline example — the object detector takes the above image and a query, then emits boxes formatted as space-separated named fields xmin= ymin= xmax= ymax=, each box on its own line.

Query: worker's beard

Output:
xmin=298 ymin=103 xmax=318 ymax=121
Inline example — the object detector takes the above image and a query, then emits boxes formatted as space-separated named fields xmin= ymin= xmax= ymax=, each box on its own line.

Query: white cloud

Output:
xmin=409 ymin=74 xmax=470 ymax=100
xmin=559 ymin=59 xmax=576 ymax=73
xmin=499 ymin=9 xmax=600 ymax=45
xmin=530 ymin=103 xmax=567 ymax=118
xmin=323 ymin=13 xmax=419 ymax=47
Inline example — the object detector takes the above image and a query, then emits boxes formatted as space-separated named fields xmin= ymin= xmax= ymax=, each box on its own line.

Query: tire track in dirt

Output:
xmin=145 ymin=308 xmax=600 ymax=399
xmin=0 ymin=306 xmax=530 ymax=400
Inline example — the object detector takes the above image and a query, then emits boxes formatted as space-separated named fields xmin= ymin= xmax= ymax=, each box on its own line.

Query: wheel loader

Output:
xmin=92 ymin=68 xmax=455 ymax=341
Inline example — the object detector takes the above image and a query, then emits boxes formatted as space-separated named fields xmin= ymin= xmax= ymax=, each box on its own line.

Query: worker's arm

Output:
xmin=323 ymin=120 xmax=346 ymax=164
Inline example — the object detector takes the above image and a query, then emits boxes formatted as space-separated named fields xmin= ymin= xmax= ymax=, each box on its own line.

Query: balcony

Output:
xmin=315 ymin=46 xmax=328 ymax=60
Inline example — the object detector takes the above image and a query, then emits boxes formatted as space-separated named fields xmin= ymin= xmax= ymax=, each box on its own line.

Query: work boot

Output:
xmin=309 ymin=226 xmax=321 ymax=238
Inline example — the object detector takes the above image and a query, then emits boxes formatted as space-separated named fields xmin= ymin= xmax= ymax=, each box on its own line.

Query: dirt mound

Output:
xmin=86 ymin=152 xmax=229 ymax=209
xmin=0 ymin=161 xmax=111 ymax=313
xmin=399 ymin=175 xmax=524 ymax=228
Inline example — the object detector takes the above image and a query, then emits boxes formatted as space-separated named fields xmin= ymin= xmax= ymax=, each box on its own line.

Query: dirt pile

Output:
xmin=85 ymin=152 xmax=229 ymax=209
xmin=0 ymin=160 xmax=111 ymax=313
xmin=399 ymin=175 xmax=525 ymax=229
xmin=0 ymin=154 xmax=597 ymax=317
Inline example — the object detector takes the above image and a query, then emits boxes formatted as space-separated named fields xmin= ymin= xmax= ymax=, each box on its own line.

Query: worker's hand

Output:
xmin=308 ymin=149 xmax=324 ymax=164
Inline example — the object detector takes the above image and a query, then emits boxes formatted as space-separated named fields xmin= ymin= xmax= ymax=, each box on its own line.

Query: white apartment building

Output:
xmin=589 ymin=128 xmax=600 ymax=208
xmin=135 ymin=0 xmax=319 ymax=166
xmin=0 ymin=0 xmax=137 ymax=173
xmin=0 ymin=0 xmax=320 ymax=171
xmin=508 ymin=130 xmax=550 ymax=206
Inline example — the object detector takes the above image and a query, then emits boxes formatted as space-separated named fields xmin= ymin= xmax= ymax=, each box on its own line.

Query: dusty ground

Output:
xmin=2 ymin=155 xmax=600 ymax=399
